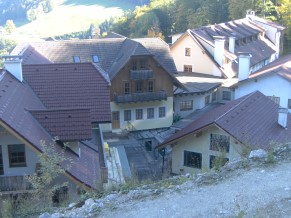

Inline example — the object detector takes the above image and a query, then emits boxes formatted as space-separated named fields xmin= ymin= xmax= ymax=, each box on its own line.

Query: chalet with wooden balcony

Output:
xmin=12 ymin=37 xmax=181 ymax=131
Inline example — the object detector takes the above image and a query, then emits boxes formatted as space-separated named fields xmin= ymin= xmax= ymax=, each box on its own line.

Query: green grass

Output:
xmin=9 ymin=0 xmax=136 ymax=42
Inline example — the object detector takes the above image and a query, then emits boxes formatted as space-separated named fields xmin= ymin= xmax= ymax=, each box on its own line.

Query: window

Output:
xmin=8 ymin=144 xmax=26 ymax=167
xmin=212 ymin=91 xmax=217 ymax=102
xmin=210 ymin=133 xmax=230 ymax=153
xmin=184 ymin=65 xmax=192 ymax=73
xmin=124 ymin=81 xmax=130 ymax=94
xmin=209 ymin=155 xmax=229 ymax=169
xmin=147 ymin=108 xmax=154 ymax=119
xmin=185 ymin=48 xmax=191 ymax=56
xmin=159 ymin=107 xmax=166 ymax=118
xmin=288 ymin=99 xmax=291 ymax=109
xmin=0 ymin=145 xmax=3 ymax=175
xmin=145 ymin=141 xmax=152 ymax=151
xmin=136 ymin=109 xmax=143 ymax=120
xmin=222 ymin=91 xmax=231 ymax=100
xmin=148 ymin=80 xmax=154 ymax=92
xmin=205 ymin=95 xmax=210 ymax=105
xmin=73 ymin=56 xmax=80 ymax=63
xmin=136 ymin=80 xmax=143 ymax=93
xmin=268 ymin=96 xmax=280 ymax=105
xmin=92 ymin=55 xmax=99 ymax=63
xmin=180 ymin=100 xmax=193 ymax=111
xmin=184 ymin=151 xmax=202 ymax=169
xmin=132 ymin=60 xmax=137 ymax=70
xmin=140 ymin=59 xmax=147 ymax=69
xmin=124 ymin=110 xmax=131 ymax=121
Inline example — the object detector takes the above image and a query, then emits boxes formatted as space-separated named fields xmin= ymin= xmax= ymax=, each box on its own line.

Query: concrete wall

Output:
xmin=235 ymin=74 xmax=291 ymax=110
xmin=171 ymin=34 xmax=222 ymax=77
xmin=171 ymin=125 xmax=244 ymax=174
xmin=110 ymin=97 xmax=173 ymax=131
xmin=0 ymin=127 xmax=39 ymax=176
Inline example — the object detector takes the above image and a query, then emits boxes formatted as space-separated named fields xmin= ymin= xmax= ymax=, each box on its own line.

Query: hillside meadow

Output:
xmin=9 ymin=0 xmax=136 ymax=41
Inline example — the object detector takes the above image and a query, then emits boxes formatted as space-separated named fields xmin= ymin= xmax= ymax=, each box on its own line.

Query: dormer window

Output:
xmin=92 ymin=55 xmax=99 ymax=63
xmin=73 ymin=56 xmax=80 ymax=63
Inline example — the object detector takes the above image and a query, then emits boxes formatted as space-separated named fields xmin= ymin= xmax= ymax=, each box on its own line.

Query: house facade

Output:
xmin=11 ymin=37 xmax=179 ymax=132
xmin=0 ymin=57 xmax=111 ymax=195
xmin=158 ymin=91 xmax=291 ymax=175
xmin=234 ymin=54 xmax=291 ymax=111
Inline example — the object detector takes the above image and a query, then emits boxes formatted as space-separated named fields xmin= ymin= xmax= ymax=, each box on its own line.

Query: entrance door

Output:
xmin=112 ymin=111 xmax=120 ymax=129
xmin=0 ymin=145 xmax=3 ymax=175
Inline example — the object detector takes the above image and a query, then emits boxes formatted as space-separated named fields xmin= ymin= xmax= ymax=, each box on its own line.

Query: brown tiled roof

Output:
xmin=30 ymin=108 xmax=92 ymax=141
xmin=11 ymin=37 xmax=177 ymax=79
xmin=158 ymin=91 xmax=291 ymax=150
xmin=22 ymin=63 xmax=111 ymax=123
xmin=0 ymin=72 xmax=101 ymax=188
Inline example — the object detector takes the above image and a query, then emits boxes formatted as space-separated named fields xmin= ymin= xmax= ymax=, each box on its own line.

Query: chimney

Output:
xmin=214 ymin=36 xmax=225 ymax=66
xmin=246 ymin=10 xmax=255 ymax=19
xmin=238 ymin=52 xmax=251 ymax=81
xmin=278 ymin=108 xmax=288 ymax=129
xmin=229 ymin=35 xmax=236 ymax=53
xmin=2 ymin=55 xmax=23 ymax=82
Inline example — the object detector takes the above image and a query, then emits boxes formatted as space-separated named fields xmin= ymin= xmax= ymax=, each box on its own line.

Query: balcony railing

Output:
xmin=130 ymin=69 xmax=153 ymax=80
xmin=0 ymin=176 xmax=32 ymax=192
xmin=115 ymin=90 xmax=167 ymax=103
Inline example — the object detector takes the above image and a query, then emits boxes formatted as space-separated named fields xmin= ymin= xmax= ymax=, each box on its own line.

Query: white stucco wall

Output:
xmin=171 ymin=34 xmax=222 ymax=77
xmin=235 ymin=74 xmax=291 ymax=110
xmin=174 ymin=93 xmax=212 ymax=118
xmin=110 ymin=97 xmax=173 ymax=131
xmin=171 ymin=125 xmax=244 ymax=175
xmin=99 ymin=123 xmax=112 ymax=132
xmin=0 ymin=128 xmax=39 ymax=176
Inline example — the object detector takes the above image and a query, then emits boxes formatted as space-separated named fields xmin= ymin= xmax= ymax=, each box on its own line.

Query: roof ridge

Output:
xmin=214 ymin=91 xmax=258 ymax=122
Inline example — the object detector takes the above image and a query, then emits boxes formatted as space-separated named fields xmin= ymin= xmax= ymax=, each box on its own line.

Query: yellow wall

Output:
xmin=171 ymin=125 xmax=244 ymax=174
xmin=110 ymin=97 xmax=173 ymax=131
xmin=170 ymin=33 xmax=222 ymax=77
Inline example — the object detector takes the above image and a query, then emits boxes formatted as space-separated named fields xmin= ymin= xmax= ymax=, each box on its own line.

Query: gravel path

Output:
xmin=99 ymin=161 xmax=291 ymax=218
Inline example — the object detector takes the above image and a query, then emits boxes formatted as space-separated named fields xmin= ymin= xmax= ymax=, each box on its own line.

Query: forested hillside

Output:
xmin=105 ymin=0 xmax=290 ymax=53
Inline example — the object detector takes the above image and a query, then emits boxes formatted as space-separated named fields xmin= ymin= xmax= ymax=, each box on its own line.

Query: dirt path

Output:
xmin=99 ymin=161 xmax=291 ymax=218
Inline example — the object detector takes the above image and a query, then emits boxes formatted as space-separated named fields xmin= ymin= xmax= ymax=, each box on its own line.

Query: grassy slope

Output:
xmin=9 ymin=0 xmax=136 ymax=42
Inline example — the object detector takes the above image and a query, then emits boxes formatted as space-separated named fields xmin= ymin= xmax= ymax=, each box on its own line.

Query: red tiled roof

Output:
xmin=22 ymin=63 xmax=111 ymax=123
xmin=30 ymin=108 xmax=92 ymax=141
xmin=159 ymin=91 xmax=291 ymax=150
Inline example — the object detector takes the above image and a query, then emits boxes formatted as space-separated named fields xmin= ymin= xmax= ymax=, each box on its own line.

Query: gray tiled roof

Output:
xmin=11 ymin=37 xmax=177 ymax=79
xmin=174 ymin=72 xmax=222 ymax=94
xmin=159 ymin=91 xmax=291 ymax=149
xmin=190 ymin=18 xmax=277 ymax=69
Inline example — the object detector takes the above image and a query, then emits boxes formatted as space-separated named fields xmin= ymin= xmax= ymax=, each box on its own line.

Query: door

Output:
xmin=112 ymin=111 xmax=120 ymax=129
xmin=0 ymin=145 xmax=3 ymax=175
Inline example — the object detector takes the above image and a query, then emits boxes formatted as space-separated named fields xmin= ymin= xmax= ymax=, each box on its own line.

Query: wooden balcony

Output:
xmin=0 ymin=176 xmax=32 ymax=192
xmin=114 ymin=90 xmax=167 ymax=103
xmin=130 ymin=69 xmax=153 ymax=80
